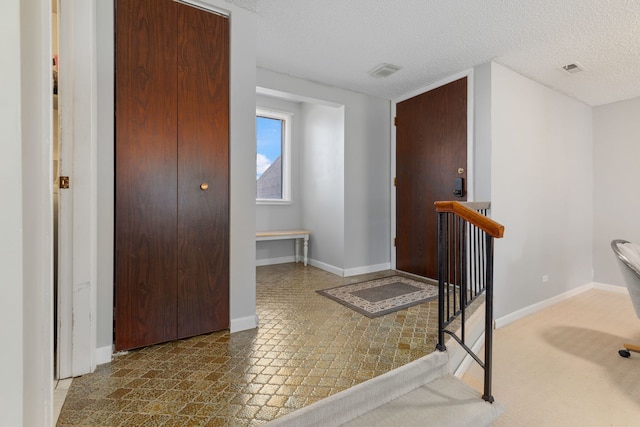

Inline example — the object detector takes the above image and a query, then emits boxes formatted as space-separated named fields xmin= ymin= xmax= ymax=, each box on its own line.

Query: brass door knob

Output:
xmin=200 ymin=183 xmax=209 ymax=191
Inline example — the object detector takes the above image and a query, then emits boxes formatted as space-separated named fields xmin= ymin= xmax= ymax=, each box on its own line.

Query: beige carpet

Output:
xmin=463 ymin=289 xmax=640 ymax=426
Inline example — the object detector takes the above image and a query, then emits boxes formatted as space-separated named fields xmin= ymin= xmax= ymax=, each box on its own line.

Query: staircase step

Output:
xmin=342 ymin=374 xmax=503 ymax=427
xmin=265 ymin=351 xmax=449 ymax=427
xmin=265 ymin=351 xmax=503 ymax=427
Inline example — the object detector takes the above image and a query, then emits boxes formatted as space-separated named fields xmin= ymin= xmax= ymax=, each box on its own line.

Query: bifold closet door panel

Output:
xmin=114 ymin=0 xmax=179 ymax=351
xmin=176 ymin=5 xmax=230 ymax=338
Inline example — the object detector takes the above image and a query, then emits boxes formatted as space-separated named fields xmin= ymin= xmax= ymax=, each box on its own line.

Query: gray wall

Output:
xmin=343 ymin=95 xmax=391 ymax=272
xmin=227 ymin=3 xmax=258 ymax=331
xmin=489 ymin=62 xmax=594 ymax=319
xmin=256 ymin=68 xmax=392 ymax=275
xmin=593 ymin=97 xmax=640 ymax=286
xmin=96 ymin=0 xmax=115 ymax=351
xmin=473 ymin=63 xmax=492 ymax=201
xmin=255 ymin=94 xmax=303 ymax=264
xmin=301 ymin=103 xmax=346 ymax=270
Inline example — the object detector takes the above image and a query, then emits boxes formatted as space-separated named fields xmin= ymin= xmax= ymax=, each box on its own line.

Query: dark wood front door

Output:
xmin=115 ymin=0 xmax=229 ymax=351
xmin=396 ymin=77 xmax=467 ymax=279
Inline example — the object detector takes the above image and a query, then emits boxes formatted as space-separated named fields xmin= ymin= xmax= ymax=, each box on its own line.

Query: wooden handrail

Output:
xmin=435 ymin=201 xmax=505 ymax=238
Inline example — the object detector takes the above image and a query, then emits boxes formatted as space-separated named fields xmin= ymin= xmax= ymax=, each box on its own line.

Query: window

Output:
xmin=256 ymin=108 xmax=291 ymax=202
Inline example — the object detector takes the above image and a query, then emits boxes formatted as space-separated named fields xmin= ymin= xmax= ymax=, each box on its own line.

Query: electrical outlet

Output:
xmin=542 ymin=275 xmax=549 ymax=283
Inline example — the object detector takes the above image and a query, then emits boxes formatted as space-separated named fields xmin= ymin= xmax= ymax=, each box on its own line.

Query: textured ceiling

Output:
xmin=227 ymin=0 xmax=640 ymax=106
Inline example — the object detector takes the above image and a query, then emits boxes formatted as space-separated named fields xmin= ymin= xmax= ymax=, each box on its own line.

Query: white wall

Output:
xmin=301 ymin=103 xmax=346 ymax=270
xmin=490 ymin=62 xmax=593 ymax=318
xmin=95 ymin=0 xmax=258 ymax=345
xmin=21 ymin=0 xmax=55 ymax=421
xmin=256 ymin=68 xmax=391 ymax=275
xmin=1 ymin=2 xmax=26 ymax=424
xmin=0 ymin=0 xmax=54 ymax=424
xmin=593 ymin=96 xmax=640 ymax=286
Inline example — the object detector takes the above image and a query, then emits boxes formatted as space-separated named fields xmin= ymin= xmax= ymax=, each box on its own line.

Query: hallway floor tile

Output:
xmin=57 ymin=264 xmax=446 ymax=426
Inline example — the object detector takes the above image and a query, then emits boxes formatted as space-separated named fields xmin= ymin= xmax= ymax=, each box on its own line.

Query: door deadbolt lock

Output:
xmin=453 ymin=177 xmax=464 ymax=197
xmin=457 ymin=168 xmax=465 ymax=175
xmin=200 ymin=183 xmax=209 ymax=191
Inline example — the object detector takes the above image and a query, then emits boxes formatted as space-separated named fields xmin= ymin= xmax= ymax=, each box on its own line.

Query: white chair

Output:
xmin=611 ymin=239 xmax=640 ymax=358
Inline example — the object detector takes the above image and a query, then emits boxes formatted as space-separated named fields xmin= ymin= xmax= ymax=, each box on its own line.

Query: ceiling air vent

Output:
xmin=561 ymin=62 xmax=586 ymax=74
xmin=369 ymin=63 xmax=401 ymax=78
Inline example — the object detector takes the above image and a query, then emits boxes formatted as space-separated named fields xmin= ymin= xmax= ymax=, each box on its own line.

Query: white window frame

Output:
xmin=256 ymin=108 xmax=292 ymax=204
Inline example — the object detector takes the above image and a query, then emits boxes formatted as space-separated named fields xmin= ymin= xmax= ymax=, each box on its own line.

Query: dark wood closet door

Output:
xmin=396 ymin=77 xmax=467 ymax=279
xmin=176 ymin=5 xmax=229 ymax=338
xmin=115 ymin=0 xmax=230 ymax=351
xmin=114 ymin=0 xmax=179 ymax=350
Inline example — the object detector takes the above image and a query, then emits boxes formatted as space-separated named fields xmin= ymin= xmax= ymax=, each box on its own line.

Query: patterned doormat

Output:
xmin=316 ymin=275 xmax=438 ymax=318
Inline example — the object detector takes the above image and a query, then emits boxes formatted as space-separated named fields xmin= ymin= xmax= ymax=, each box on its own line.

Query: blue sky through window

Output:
xmin=256 ymin=116 xmax=283 ymax=179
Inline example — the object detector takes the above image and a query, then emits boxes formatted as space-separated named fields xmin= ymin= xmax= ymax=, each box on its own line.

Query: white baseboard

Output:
xmin=447 ymin=285 xmax=618 ymax=376
xmin=495 ymin=281 xmax=627 ymax=329
xmin=452 ymin=282 xmax=628 ymax=377
xmin=256 ymin=256 xmax=296 ymax=267
xmin=257 ymin=257 xmax=392 ymax=278
xmin=95 ymin=345 xmax=113 ymax=366
xmin=495 ymin=283 xmax=592 ymax=329
xmin=308 ymin=259 xmax=344 ymax=276
xmin=256 ymin=256 xmax=340 ymax=273
xmin=591 ymin=281 xmax=629 ymax=294
xmin=230 ymin=314 xmax=259 ymax=333
xmin=343 ymin=262 xmax=391 ymax=277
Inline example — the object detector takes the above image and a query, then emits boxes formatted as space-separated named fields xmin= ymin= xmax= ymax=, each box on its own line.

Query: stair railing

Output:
xmin=434 ymin=201 xmax=504 ymax=403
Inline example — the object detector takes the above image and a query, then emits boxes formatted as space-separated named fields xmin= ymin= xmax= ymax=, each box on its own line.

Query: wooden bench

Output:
xmin=256 ymin=230 xmax=310 ymax=266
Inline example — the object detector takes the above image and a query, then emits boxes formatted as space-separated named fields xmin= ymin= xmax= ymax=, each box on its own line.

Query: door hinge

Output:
xmin=394 ymin=116 xmax=398 ymax=126
xmin=59 ymin=176 xmax=70 ymax=189
xmin=394 ymin=238 xmax=397 ymax=247
xmin=394 ymin=177 xmax=397 ymax=187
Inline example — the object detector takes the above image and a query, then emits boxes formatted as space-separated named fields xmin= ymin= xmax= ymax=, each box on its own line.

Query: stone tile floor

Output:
xmin=57 ymin=264 xmax=446 ymax=426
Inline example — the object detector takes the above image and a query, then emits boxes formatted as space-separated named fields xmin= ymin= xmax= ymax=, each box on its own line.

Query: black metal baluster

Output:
xmin=460 ymin=216 xmax=467 ymax=344
xmin=475 ymin=224 xmax=480 ymax=298
xmin=482 ymin=233 xmax=495 ymax=403
xmin=437 ymin=212 xmax=446 ymax=351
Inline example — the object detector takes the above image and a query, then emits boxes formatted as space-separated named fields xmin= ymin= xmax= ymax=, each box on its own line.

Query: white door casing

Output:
xmin=56 ymin=0 xmax=98 ymax=379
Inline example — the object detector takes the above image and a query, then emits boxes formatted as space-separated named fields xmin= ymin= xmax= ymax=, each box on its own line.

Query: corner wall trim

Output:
xmin=230 ymin=314 xmax=259 ymax=333
xmin=95 ymin=345 xmax=113 ymax=366
xmin=308 ymin=259 xmax=344 ymax=276
xmin=591 ymin=281 xmax=629 ymax=294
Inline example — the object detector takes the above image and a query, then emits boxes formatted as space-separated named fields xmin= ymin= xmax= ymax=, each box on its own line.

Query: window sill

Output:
xmin=256 ymin=199 xmax=292 ymax=206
